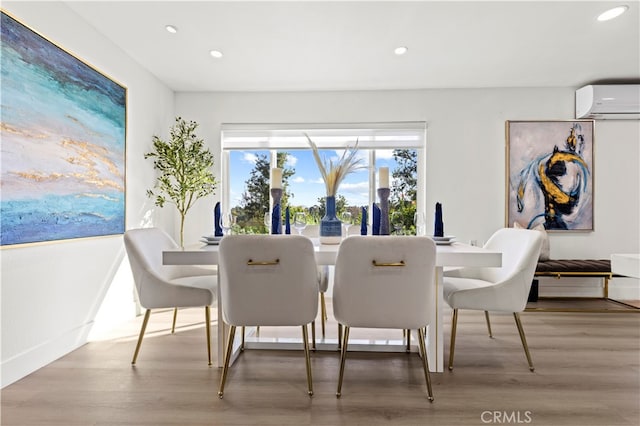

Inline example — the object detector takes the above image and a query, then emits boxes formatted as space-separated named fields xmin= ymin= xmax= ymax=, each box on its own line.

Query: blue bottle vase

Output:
xmin=320 ymin=196 xmax=342 ymax=244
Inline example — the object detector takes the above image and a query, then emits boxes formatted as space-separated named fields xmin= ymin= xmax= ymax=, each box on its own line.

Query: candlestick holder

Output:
xmin=270 ymin=188 xmax=283 ymax=234
xmin=377 ymin=188 xmax=390 ymax=235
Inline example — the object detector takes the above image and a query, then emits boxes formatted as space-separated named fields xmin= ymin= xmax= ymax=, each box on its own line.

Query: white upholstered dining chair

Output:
xmin=124 ymin=228 xmax=217 ymax=365
xmin=238 ymin=226 xmax=326 ymax=350
xmin=443 ymin=227 xmax=543 ymax=371
xmin=217 ymin=235 xmax=319 ymax=398
xmin=333 ymin=236 xmax=437 ymax=401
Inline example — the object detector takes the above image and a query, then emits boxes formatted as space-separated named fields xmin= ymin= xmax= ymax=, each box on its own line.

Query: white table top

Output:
xmin=163 ymin=239 xmax=502 ymax=268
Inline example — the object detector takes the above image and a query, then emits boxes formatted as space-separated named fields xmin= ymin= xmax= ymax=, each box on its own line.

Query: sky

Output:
xmin=229 ymin=149 xmax=399 ymax=209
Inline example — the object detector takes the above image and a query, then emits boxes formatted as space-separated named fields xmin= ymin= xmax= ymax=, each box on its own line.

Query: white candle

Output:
xmin=271 ymin=168 xmax=282 ymax=189
xmin=379 ymin=167 xmax=389 ymax=188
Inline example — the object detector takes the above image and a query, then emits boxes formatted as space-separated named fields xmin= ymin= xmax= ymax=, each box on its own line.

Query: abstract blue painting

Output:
xmin=1 ymin=11 xmax=126 ymax=245
xmin=507 ymin=120 xmax=594 ymax=231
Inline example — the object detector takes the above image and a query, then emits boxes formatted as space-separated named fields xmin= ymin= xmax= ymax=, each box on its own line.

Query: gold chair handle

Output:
xmin=372 ymin=260 xmax=405 ymax=267
xmin=247 ymin=258 xmax=280 ymax=266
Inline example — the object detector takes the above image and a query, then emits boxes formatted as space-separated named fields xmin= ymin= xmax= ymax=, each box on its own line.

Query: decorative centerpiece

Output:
xmin=306 ymin=134 xmax=363 ymax=244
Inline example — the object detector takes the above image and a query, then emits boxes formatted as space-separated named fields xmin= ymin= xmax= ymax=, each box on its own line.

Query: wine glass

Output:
xmin=413 ymin=212 xmax=426 ymax=236
xmin=341 ymin=211 xmax=352 ymax=237
xmin=221 ymin=212 xmax=236 ymax=235
xmin=263 ymin=212 xmax=272 ymax=234
xmin=293 ymin=212 xmax=307 ymax=235
xmin=391 ymin=212 xmax=404 ymax=235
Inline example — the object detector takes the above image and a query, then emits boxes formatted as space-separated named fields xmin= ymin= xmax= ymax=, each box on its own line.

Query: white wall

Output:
xmin=176 ymin=89 xmax=640 ymax=258
xmin=1 ymin=2 xmax=176 ymax=387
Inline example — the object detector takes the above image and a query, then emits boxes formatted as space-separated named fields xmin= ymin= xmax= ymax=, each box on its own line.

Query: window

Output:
xmin=221 ymin=122 xmax=426 ymax=234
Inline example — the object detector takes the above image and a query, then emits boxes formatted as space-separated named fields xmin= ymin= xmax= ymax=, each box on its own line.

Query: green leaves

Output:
xmin=145 ymin=117 xmax=217 ymax=246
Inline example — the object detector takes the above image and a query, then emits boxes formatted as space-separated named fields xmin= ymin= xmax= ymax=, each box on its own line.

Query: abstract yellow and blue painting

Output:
xmin=1 ymin=11 xmax=126 ymax=245
xmin=507 ymin=120 xmax=594 ymax=232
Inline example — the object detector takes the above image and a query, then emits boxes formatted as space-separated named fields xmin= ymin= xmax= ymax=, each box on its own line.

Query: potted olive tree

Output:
xmin=145 ymin=117 xmax=217 ymax=247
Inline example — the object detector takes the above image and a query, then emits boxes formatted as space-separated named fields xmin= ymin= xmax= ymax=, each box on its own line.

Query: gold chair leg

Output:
xmin=302 ymin=325 xmax=313 ymax=396
xmin=418 ymin=328 xmax=434 ymax=402
xmin=484 ymin=311 xmax=493 ymax=338
xmin=406 ymin=329 xmax=411 ymax=352
xmin=205 ymin=306 xmax=212 ymax=366
xmin=132 ymin=309 xmax=151 ymax=365
xmin=336 ymin=326 xmax=350 ymax=398
xmin=323 ymin=295 xmax=328 ymax=321
xmin=241 ymin=326 xmax=245 ymax=351
xmin=320 ymin=292 xmax=327 ymax=338
xmin=311 ymin=321 xmax=316 ymax=350
xmin=337 ymin=324 xmax=343 ymax=349
xmin=218 ymin=325 xmax=237 ymax=398
xmin=514 ymin=313 xmax=535 ymax=372
xmin=171 ymin=308 xmax=178 ymax=334
xmin=448 ymin=309 xmax=458 ymax=371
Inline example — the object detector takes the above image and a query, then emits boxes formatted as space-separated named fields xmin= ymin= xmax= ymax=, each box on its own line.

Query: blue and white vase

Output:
xmin=320 ymin=195 xmax=342 ymax=244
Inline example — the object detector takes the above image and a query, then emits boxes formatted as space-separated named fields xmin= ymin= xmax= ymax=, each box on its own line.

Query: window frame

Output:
xmin=220 ymin=122 xmax=427 ymax=227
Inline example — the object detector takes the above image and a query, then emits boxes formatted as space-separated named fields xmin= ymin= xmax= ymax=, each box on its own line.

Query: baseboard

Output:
xmin=1 ymin=322 xmax=93 ymax=388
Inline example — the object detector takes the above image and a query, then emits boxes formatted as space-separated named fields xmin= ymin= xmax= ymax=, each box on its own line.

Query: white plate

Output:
xmin=435 ymin=240 xmax=454 ymax=245
xmin=202 ymin=235 xmax=223 ymax=242
xmin=200 ymin=238 xmax=220 ymax=245
xmin=432 ymin=235 xmax=455 ymax=241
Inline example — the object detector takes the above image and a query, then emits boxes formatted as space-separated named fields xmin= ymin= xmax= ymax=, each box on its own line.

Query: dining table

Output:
xmin=163 ymin=237 xmax=502 ymax=372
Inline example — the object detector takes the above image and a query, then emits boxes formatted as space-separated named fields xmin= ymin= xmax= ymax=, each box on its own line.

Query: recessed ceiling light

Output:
xmin=210 ymin=50 xmax=223 ymax=59
xmin=597 ymin=5 xmax=629 ymax=21
xmin=394 ymin=46 xmax=408 ymax=56
xmin=165 ymin=25 xmax=178 ymax=34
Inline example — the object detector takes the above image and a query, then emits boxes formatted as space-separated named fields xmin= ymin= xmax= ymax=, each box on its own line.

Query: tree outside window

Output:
xmin=235 ymin=152 xmax=293 ymax=233
xmin=390 ymin=149 xmax=418 ymax=234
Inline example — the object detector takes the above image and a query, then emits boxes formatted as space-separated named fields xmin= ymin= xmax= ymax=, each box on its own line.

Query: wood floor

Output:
xmin=2 ymin=304 xmax=639 ymax=425
xmin=526 ymin=297 xmax=640 ymax=312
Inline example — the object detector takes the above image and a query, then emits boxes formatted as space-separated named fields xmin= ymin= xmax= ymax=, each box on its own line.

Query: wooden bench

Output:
xmin=533 ymin=259 xmax=615 ymax=298
xmin=527 ymin=259 xmax=637 ymax=311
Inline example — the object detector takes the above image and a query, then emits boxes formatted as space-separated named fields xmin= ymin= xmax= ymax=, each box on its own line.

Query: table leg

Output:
xmin=427 ymin=266 xmax=444 ymax=372
xmin=216 ymin=267 xmax=242 ymax=368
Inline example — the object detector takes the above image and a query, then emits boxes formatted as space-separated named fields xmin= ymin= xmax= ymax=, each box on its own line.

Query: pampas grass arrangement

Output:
xmin=304 ymin=133 xmax=364 ymax=196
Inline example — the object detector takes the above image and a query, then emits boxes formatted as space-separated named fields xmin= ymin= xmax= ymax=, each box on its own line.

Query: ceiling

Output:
xmin=64 ymin=1 xmax=640 ymax=92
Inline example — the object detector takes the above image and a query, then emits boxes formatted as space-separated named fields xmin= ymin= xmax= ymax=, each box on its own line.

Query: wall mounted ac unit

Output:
xmin=575 ymin=84 xmax=640 ymax=120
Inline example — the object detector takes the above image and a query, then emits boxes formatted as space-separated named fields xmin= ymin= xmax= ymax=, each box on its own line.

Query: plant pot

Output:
xmin=320 ymin=196 xmax=342 ymax=244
